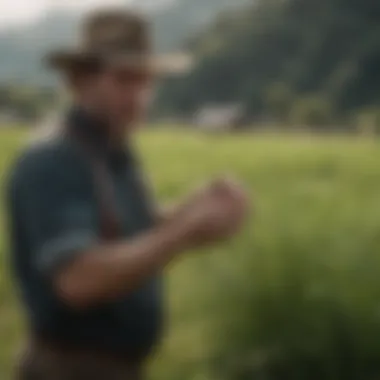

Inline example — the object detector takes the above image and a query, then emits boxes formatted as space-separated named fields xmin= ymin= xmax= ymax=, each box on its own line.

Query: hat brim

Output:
xmin=46 ymin=49 xmax=193 ymax=75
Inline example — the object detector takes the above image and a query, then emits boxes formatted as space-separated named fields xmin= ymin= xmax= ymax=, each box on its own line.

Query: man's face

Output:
xmin=88 ymin=66 xmax=154 ymax=131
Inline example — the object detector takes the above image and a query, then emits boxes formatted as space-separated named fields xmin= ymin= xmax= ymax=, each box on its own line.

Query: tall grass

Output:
xmin=1 ymin=129 xmax=380 ymax=379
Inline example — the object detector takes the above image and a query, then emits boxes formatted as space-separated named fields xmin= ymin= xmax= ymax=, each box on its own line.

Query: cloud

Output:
xmin=0 ymin=0 xmax=48 ymax=25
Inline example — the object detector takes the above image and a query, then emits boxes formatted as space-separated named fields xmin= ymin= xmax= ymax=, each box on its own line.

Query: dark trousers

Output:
xmin=15 ymin=340 xmax=145 ymax=380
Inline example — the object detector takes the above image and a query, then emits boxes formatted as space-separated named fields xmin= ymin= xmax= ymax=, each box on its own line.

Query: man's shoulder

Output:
xmin=9 ymin=136 xmax=83 ymax=189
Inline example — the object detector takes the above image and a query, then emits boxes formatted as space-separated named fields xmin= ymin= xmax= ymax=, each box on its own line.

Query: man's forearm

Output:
xmin=55 ymin=219 xmax=191 ymax=310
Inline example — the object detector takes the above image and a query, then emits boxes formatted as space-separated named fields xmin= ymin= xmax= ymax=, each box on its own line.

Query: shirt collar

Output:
xmin=65 ymin=106 xmax=135 ymax=169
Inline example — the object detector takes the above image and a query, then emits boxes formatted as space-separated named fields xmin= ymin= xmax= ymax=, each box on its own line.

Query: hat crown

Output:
xmin=46 ymin=8 xmax=193 ymax=75
xmin=81 ymin=10 xmax=150 ymax=54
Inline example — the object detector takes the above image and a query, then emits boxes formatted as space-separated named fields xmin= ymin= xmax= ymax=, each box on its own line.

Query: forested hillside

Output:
xmin=157 ymin=0 xmax=380 ymax=127
xmin=152 ymin=0 xmax=249 ymax=52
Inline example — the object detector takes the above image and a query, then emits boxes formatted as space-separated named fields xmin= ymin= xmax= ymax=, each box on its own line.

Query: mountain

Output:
xmin=0 ymin=0 xmax=248 ymax=85
xmin=156 ymin=0 xmax=380 ymax=126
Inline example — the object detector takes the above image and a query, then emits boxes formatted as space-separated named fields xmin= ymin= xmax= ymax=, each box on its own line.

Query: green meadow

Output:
xmin=1 ymin=129 xmax=380 ymax=379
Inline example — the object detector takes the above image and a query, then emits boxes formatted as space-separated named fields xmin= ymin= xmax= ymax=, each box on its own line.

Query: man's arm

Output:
xmin=55 ymin=216 xmax=192 ymax=310
xmin=10 ymin=149 xmax=193 ymax=310
xmin=55 ymin=181 xmax=247 ymax=310
xmin=55 ymin=181 xmax=248 ymax=310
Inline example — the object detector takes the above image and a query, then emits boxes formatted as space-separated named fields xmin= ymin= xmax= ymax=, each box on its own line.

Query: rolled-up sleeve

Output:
xmin=36 ymin=225 xmax=97 ymax=276
xmin=10 ymin=147 xmax=98 ymax=278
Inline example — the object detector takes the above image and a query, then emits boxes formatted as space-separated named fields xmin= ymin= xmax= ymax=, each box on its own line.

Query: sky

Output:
xmin=0 ymin=0 xmax=130 ymax=28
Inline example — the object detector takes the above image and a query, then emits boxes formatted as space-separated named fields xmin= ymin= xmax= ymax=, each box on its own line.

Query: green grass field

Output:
xmin=1 ymin=129 xmax=380 ymax=379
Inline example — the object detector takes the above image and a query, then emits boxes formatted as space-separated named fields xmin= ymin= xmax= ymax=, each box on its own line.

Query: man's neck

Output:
xmin=74 ymin=102 xmax=126 ymax=148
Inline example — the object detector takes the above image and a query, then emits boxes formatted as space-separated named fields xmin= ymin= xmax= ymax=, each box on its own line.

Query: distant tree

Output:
xmin=0 ymin=84 xmax=58 ymax=123
xmin=356 ymin=107 xmax=380 ymax=136
xmin=289 ymin=95 xmax=334 ymax=129
xmin=264 ymin=82 xmax=295 ymax=124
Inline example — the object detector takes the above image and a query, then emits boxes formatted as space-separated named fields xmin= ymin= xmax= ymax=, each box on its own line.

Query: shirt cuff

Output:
xmin=36 ymin=232 xmax=97 ymax=276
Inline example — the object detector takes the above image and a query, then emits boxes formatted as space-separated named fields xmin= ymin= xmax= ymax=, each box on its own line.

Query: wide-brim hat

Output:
xmin=45 ymin=8 xmax=193 ymax=75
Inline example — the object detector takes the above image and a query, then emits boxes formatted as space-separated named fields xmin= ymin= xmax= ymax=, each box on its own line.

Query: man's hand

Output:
xmin=172 ymin=177 xmax=250 ymax=247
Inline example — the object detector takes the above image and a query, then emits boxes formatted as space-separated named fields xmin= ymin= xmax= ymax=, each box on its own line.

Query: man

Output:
xmin=7 ymin=8 xmax=249 ymax=380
